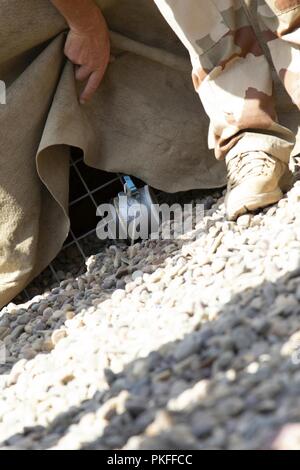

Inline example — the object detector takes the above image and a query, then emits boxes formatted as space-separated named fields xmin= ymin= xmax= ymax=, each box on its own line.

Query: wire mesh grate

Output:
xmin=13 ymin=147 xmax=198 ymax=304
xmin=15 ymin=149 xmax=129 ymax=302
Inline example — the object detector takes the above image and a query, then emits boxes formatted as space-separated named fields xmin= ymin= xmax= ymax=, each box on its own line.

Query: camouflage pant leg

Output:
xmin=154 ymin=0 xmax=295 ymax=161
xmin=258 ymin=0 xmax=300 ymax=107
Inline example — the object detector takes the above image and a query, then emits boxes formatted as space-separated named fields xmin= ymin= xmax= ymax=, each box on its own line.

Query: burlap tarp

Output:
xmin=0 ymin=0 xmax=299 ymax=307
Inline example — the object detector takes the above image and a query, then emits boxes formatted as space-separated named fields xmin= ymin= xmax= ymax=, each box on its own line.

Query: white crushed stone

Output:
xmin=1 ymin=183 xmax=300 ymax=449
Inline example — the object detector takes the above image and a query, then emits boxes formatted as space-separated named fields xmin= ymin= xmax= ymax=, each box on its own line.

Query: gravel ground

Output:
xmin=1 ymin=182 xmax=300 ymax=450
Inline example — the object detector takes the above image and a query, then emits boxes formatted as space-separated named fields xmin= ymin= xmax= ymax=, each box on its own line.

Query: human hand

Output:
xmin=64 ymin=9 xmax=110 ymax=104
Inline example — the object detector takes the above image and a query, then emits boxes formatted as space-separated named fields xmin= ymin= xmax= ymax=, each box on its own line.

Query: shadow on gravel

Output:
xmin=2 ymin=264 xmax=300 ymax=450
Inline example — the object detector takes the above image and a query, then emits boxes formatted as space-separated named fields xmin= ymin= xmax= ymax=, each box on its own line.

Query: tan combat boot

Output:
xmin=225 ymin=151 xmax=293 ymax=221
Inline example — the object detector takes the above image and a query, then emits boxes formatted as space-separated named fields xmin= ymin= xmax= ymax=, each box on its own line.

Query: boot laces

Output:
xmin=227 ymin=152 xmax=275 ymax=188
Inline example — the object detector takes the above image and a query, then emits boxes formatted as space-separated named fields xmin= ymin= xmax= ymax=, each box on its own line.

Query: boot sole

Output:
xmin=226 ymin=188 xmax=283 ymax=221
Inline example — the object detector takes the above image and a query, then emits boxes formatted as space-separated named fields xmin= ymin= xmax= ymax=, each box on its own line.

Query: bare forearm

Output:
xmin=50 ymin=0 xmax=101 ymax=31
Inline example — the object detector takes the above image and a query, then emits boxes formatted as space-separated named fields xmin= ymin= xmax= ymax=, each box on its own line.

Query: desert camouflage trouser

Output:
xmin=154 ymin=0 xmax=300 ymax=161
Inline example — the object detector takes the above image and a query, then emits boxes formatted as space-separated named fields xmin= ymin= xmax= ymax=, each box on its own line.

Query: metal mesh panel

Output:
xmin=14 ymin=149 xmax=129 ymax=302
xmin=13 ymin=148 xmax=201 ymax=303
